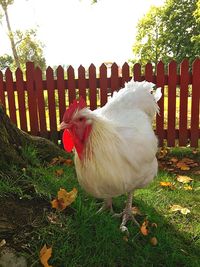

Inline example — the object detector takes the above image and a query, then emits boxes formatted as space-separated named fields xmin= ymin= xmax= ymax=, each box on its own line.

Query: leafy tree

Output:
xmin=131 ymin=6 xmax=167 ymax=67
xmin=13 ymin=29 xmax=46 ymax=72
xmin=0 ymin=0 xmax=46 ymax=71
xmin=0 ymin=0 xmax=20 ymax=67
xmin=0 ymin=54 xmax=13 ymax=70
xmin=131 ymin=0 xmax=200 ymax=66
xmin=162 ymin=0 xmax=199 ymax=64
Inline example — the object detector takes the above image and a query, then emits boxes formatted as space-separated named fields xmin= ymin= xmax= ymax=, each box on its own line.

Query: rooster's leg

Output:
xmin=119 ymin=192 xmax=140 ymax=232
xmin=97 ymin=198 xmax=113 ymax=214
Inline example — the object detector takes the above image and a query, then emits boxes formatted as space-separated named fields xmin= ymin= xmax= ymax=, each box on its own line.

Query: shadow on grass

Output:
xmin=24 ymin=195 xmax=199 ymax=267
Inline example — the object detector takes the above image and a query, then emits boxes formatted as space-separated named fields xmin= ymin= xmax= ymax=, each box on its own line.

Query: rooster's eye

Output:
xmin=78 ymin=117 xmax=84 ymax=122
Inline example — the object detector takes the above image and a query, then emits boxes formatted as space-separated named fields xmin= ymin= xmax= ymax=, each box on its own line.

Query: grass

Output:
xmin=0 ymin=146 xmax=200 ymax=267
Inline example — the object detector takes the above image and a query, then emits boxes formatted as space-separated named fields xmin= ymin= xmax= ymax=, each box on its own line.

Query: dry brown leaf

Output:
xmin=170 ymin=204 xmax=191 ymax=215
xmin=51 ymin=188 xmax=77 ymax=211
xmin=50 ymin=156 xmax=73 ymax=166
xmin=170 ymin=157 xmax=178 ymax=163
xmin=194 ymin=170 xmax=200 ymax=175
xmin=140 ymin=220 xmax=149 ymax=236
xmin=160 ymin=181 xmax=173 ymax=187
xmin=123 ymin=236 xmax=129 ymax=242
xmin=64 ymin=159 xmax=73 ymax=166
xmin=40 ymin=244 xmax=53 ymax=267
xmin=55 ymin=169 xmax=64 ymax=176
xmin=182 ymin=158 xmax=195 ymax=164
xmin=176 ymin=162 xmax=190 ymax=170
xmin=150 ymin=237 xmax=158 ymax=246
xmin=177 ymin=176 xmax=193 ymax=184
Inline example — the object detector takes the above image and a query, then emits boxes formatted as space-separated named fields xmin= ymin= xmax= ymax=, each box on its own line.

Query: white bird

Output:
xmin=60 ymin=80 xmax=162 ymax=231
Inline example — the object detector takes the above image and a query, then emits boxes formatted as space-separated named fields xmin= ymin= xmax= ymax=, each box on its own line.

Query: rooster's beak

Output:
xmin=60 ymin=121 xmax=70 ymax=130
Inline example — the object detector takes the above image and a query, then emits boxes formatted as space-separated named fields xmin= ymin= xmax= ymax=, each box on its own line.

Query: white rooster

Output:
xmin=60 ymin=80 xmax=162 ymax=231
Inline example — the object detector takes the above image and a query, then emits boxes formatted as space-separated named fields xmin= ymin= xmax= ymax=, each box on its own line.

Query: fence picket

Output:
xmin=122 ymin=62 xmax=130 ymax=87
xmin=167 ymin=60 xmax=177 ymax=146
xmin=0 ymin=71 xmax=5 ymax=108
xmin=179 ymin=59 xmax=189 ymax=146
xmin=145 ymin=63 xmax=153 ymax=82
xmin=46 ymin=66 xmax=58 ymax=143
xmin=5 ymin=68 xmax=17 ymax=125
xmin=191 ymin=59 xmax=200 ymax=147
xmin=156 ymin=61 xmax=165 ymax=146
xmin=133 ymin=63 xmax=141 ymax=81
xmin=67 ymin=66 xmax=76 ymax=104
xmin=111 ymin=63 xmax=119 ymax=95
xmin=89 ymin=64 xmax=97 ymax=110
xmin=26 ymin=62 xmax=39 ymax=135
xmin=78 ymin=65 xmax=86 ymax=101
xmin=99 ymin=64 xmax=108 ymax=107
xmin=16 ymin=68 xmax=27 ymax=132
xmin=35 ymin=67 xmax=47 ymax=137
xmin=57 ymin=66 xmax=66 ymax=122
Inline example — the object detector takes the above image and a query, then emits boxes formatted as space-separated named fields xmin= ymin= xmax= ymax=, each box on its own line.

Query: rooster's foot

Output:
xmin=119 ymin=208 xmax=140 ymax=233
xmin=97 ymin=198 xmax=113 ymax=214
xmin=115 ymin=192 xmax=140 ymax=232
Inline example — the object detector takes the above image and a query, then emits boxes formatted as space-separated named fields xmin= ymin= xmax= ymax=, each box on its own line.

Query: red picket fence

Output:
xmin=0 ymin=59 xmax=199 ymax=147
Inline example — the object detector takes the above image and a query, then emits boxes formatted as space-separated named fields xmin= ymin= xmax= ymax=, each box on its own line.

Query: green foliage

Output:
xmin=13 ymin=29 xmax=46 ymax=72
xmin=131 ymin=0 xmax=200 ymax=66
xmin=0 ymin=53 xmax=13 ymax=70
xmin=0 ymin=0 xmax=13 ymax=11
xmin=0 ymin=0 xmax=46 ymax=71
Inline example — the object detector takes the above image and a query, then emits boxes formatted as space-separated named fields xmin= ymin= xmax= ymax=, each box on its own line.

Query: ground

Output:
xmin=0 ymin=146 xmax=200 ymax=267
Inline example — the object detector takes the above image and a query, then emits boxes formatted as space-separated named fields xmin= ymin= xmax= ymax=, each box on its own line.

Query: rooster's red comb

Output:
xmin=63 ymin=97 xmax=87 ymax=122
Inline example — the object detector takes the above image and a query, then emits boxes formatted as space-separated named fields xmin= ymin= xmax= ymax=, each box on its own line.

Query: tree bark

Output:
xmin=0 ymin=104 xmax=66 ymax=174
xmin=2 ymin=4 xmax=20 ymax=68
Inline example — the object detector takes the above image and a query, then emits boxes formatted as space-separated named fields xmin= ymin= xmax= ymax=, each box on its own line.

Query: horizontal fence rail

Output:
xmin=0 ymin=59 xmax=199 ymax=147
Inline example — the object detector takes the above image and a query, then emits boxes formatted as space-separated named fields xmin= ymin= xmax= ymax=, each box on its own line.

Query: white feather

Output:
xmin=75 ymin=80 xmax=162 ymax=199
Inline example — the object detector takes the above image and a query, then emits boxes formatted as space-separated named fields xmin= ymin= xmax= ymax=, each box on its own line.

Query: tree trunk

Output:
xmin=3 ymin=5 xmax=20 ymax=68
xmin=0 ymin=104 xmax=66 ymax=174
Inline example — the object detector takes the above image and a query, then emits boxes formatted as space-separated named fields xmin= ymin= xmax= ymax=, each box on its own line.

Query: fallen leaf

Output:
xmin=182 ymin=158 xmax=195 ymax=164
xmin=151 ymin=223 xmax=158 ymax=228
xmin=55 ymin=169 xmax=64 ymax=176
xmin=177 ymin=176 xmax=193 ymax=184
xmin=160 ymin=181 xmax=173 ymax=187
xmin=170 ymin=157 xmax=178 ymax=163
xmin=50 ymin=156 xmax=73 ymax=166
xmin=150 ymin=237 xmax=158 ymax=246
xmin=0 ymin=239 xmax=6 ymax=248
xmin=140 ymin=220 xmax=149 ymax=236
xmin=123 ymin=236 xmax=129 ymax=242
xmin=194 ymin=170 xmax=200 ymax=175
xmin=176 ymin=162 xmax=190 ymax=170
xmin=181 ymin=208 xmax=191 ymax=215
xmin=170 ymin=205 xmax=191 ymax=215
xmin=131 ymin=206 xmax=142 ymax=215
xmin=183 ymin=186 xmax=193 ymax=191
xmin=40 ymin=244 xmax=53 ymax=267
xmin=64 ymin=159 xmax=73 ymax=166
xmin=51 ymin=188 xmax=78 ymax=211
xmin=157 ymin=147 xmax=169 ymax=159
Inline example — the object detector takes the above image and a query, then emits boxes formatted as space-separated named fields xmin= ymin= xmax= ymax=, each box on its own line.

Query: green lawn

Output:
xmin=0 ymin=146 xmax=199 ymax=267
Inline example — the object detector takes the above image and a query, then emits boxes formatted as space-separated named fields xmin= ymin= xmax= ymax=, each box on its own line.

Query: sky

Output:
xmin=0 ymin=0 xmax=164 ymax=67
